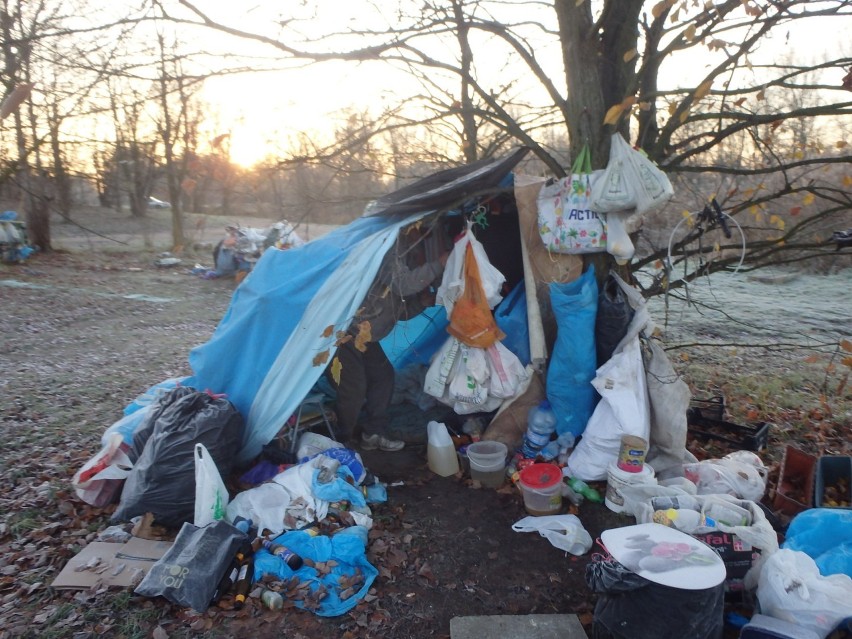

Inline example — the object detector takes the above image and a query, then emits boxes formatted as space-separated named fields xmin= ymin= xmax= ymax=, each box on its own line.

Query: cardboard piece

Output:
xmin=52 ymin=537 xmax=172 ymax=590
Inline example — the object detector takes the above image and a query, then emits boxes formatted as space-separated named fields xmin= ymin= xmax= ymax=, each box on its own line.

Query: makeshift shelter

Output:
xmin=180 ymin=146 xmax=575 ymax=465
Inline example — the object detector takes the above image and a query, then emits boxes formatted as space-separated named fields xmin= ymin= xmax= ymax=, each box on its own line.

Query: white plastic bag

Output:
xmin=684 ymin=452 xmax=768 ymax=502
xmin=436 ymin=222 xmax=505 ymax=315
xmin=424 ymin=336 xmax=461 ymax=399
xmin=620 ymin=135 xmax=674 ymax=216
xmin=449 ymin=344 xmax=490 ymax=406
xmin=194 ymin=443 xmax=229 ymax=527
xmin=226 ymin=482 xmax=291 ymax=536
xmin=603 ymin=210 xmax=635 ymax=264
xmin=73 ymin=432 xmax=133 ymax=507
xmin=295 ymin=431 xmax=343 ymax=462
xmin=757 ymin=549 xmax=852 ymax=638
xmin=565 ymin=336 xmax=650 ymax=481
xmin=512 ymin=514 xmax=593 ymax=556
xmin=592 ymin=134 xmax=674 ymax=217
xmin=536 ymin=146 xmax=607 ymax=254
xmin=591 ymin=136 xmax=636 ymax=213
xmin=486 ymin=342 xmax=528 ymax=399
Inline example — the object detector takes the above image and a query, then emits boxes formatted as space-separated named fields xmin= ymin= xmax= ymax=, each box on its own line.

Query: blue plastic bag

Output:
xmin=253 ymin=526 xmax=377 ymax=617
xmin=494 ymin=280 xmax=530 ymax=365
xmin=546 ymin=266 xmax=599 ymax=437
xmin=783 ymin=508 xmax=852 ymax=578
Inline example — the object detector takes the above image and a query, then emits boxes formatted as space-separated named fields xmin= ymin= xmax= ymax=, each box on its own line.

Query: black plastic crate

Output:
xmin=686 ymin=415 xmax=770 ymax=452
xmin=687 ymin=395 xmax=726 ymax=421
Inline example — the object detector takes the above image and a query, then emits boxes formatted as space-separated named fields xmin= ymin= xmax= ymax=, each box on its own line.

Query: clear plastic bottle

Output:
xmin=521 ymin=400 xmax=557 ymax=459
xmin=261 ymin=589 xmax=284 ymax=611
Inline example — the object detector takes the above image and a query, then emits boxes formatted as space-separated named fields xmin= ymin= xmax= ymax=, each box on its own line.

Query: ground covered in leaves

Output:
xmin=1 ymin=235 xmax=848 ymax=638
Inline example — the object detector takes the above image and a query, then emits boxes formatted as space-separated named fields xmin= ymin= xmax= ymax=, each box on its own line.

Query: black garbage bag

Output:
xmin=113 ymin=387 xmax=245 ymax=527
xmin=595 ymin=271 xmax=635 ymax=368
xmin=135 ymin=520 xmax=248 ymax=611
xmin=585 ymin=559 xmax=725 ymax=639
xmin=128 ymin=385 xmax=197 ymax=464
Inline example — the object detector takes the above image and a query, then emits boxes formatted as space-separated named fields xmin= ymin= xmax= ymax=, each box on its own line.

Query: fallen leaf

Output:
xmin=354 ymin=321 xmax=372 ymax=352
xmin=312 ymin=350 xmax=330 ymax=367
xmin=153 ymin=626 xmax=169 ymax=639
xmin=330 ymin=356 xmax=342 ymax=386
xmin=321 ymin=325 xmax=335 ymax=338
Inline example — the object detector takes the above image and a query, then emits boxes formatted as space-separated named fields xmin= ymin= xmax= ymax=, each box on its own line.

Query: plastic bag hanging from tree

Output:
xmin=436 ymin=221 xmax=505 ymax=315
xmin=447 ymin=242 xmax=506 ymax=349
xmin=536 ymin=145 xmax=607 ymax=254
xmin=590 ymin=135 xmax=637 ymax=214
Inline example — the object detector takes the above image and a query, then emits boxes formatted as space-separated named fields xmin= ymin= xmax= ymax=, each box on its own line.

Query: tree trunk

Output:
xmin=25 ymin=172 xmax=52 ymax=252
xmin=553 ymin=0 xmax=607 ymax=166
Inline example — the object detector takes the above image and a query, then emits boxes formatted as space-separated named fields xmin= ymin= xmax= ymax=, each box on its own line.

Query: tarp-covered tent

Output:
xmin=183 ymin=147 xmax=541 ymax=464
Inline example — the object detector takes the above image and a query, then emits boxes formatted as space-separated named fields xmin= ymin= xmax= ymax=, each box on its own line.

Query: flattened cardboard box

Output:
xmin=52 ymin=537 xmax=173 ymax=589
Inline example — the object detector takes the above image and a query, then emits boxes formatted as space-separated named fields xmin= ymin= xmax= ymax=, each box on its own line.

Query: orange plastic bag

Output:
xmin=447 ymin=243 xmax=505 ymax=348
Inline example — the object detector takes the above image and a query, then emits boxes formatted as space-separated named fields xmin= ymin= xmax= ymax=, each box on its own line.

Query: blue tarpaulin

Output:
xmin=142 ymin=148 xmax=532 ymax=464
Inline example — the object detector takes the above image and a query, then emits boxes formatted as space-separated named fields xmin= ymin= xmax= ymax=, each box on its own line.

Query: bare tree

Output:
xmin=162 ymin=0 xmax=852 ymax=289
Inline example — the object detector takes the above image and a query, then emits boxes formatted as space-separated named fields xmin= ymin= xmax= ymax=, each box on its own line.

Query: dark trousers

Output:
xmin=326 ymin=340 xmax=395 ymax=441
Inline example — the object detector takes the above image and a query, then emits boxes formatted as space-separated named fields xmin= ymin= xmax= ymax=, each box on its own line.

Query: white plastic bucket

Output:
xmin=605 ymin=462 xmax=656 ymax=513
xmin=467 ymin=441 xmax=508 ymax=488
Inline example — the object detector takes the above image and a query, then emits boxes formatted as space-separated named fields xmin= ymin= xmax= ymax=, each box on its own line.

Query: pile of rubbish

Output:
xmin=59 ymin=144 xmax=852 ymax=639
xmin=200 ymin=220 xmax=305 ymax=280
xmin=68 ymin=386 xmax=383 ymax=617
xmin=0 ymin=211 xmax=34 ymax=262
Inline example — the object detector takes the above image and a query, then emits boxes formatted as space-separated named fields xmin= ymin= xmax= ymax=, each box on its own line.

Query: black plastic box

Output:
xmin=688 ymin=395 xmax=726 ymax=421
xmin=686 ymin=415 xmax=770 ymax=452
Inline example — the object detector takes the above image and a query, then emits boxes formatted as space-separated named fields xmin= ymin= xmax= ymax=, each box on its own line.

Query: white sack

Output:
xmin=565 ymin=336 xmax=650 ymax=481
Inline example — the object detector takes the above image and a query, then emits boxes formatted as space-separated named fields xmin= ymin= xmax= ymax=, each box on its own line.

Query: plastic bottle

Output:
xmin=566 ymin=477 xmax=603 ymax=503
xmin=261 ymin=589 xmax=284 ymax=611
xmin=521 ymin=400 xmax=557 ymax=459
xmin=262 ymin=540 xmax=304 ymax=570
